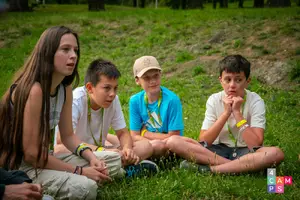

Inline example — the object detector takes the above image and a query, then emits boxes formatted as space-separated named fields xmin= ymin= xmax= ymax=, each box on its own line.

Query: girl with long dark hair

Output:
xmin=0 ymin=26 xmax=122 ymax=199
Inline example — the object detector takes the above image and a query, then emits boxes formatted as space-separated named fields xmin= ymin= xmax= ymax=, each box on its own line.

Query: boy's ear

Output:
xmin=85 ymin=82 xmax=94 ymax=94
xmin=218 ymin=76 xmax=222 ymax=84
xmin=135 ymin=77 xmax=140 ymax=85
xmin=246 ymin=77 xmax=251 ymax=84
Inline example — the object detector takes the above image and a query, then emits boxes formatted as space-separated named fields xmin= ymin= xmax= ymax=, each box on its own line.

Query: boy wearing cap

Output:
xmin=166 ymin=55 xmax=284 ymax=174
xmin=129 ymin=56 xmax=184 ymax=157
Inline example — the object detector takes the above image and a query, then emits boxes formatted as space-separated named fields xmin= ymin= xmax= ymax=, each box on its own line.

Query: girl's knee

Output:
xmin=80 ymin=178 xmax=98 ymax=200
xmin=55 ymin=175 xmax=97 ymax=200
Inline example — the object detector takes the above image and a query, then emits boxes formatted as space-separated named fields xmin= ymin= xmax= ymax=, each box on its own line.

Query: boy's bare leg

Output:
xmin=166 ymin=135 xmax=230 ymax=165
xmin=132 ymin=140 xmax=153 ymax=160
xmin=149 ymin=140 xmax=169 ymax=158
xmin=210 ymin=147 xmax=284 ymax=173
xmin=106 ymin=133 xmax=153 ymax=161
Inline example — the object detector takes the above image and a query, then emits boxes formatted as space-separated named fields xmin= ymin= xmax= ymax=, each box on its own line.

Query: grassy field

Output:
xmin=0 ymin=3 xmax=299 ymax=199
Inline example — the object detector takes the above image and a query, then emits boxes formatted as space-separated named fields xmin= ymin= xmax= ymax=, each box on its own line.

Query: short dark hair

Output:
xmin=84 ymin=58 xmax=121 ymax=86
xmin=219 ymin=55 xmax=251 ymax=79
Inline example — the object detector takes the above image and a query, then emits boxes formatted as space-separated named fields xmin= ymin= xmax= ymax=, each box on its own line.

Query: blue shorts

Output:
xmin=199 ymin=142 xmax=262 ymax=160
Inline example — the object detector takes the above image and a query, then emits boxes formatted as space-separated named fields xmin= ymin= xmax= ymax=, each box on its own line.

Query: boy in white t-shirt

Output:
xmin=55 ymin=58 xmax=158 ymax=177
xmin=166 ymin=55 xmax=284 ymax=174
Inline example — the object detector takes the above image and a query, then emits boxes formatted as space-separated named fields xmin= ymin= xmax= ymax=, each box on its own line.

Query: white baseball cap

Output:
xmin=133 ymin=56 xmax=162 ymax=77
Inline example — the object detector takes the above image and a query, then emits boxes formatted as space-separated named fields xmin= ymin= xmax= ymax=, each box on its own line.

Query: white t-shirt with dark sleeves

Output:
xmin=56 ymin=86 xmax=126 ymax=147
xmin=201 ymin=89 xmax=266 ymax=147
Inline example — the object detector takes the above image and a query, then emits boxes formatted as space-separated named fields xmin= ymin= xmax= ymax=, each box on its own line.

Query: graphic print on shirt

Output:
xmin=145 ymin=110 xmax=162 ymax=132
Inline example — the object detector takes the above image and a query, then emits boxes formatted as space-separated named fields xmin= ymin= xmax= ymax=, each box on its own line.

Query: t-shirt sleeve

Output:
xmin=167 ymin=97 xmax=184 ymax=132
xmin=111 ymin=96 xmax=127 ymax=131
xmin=249 ymin=98 xmax=266 ymax=129
xmin=129 ymin=96 xmax=143 ymax=131
xmin=201 ymin=95 xmax=217 ymax=130
xmin=72 ymin=97 xmax=83 ymax=132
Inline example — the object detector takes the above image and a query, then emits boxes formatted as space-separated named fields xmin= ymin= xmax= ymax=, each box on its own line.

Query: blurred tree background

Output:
xmin=6 ymin=0 xmax=298 ymax=12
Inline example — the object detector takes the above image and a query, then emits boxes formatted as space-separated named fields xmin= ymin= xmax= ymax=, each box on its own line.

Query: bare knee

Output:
xmin=134 ymin=140 xmax=153 ymax=160
xmin=137 ymin=140 xmax=153 ymax=152
xmin=151 ymin=140 xmax=168 ymax=156
xmin=165 ymin=135 xmax=182 ymax=151
xmin=263 ymin=147 xmax=284 ymax=165
xmin=152 ymin=141 xmax=167 ymax=151
xmin=271 ymin=147 xmax=284 ymax=164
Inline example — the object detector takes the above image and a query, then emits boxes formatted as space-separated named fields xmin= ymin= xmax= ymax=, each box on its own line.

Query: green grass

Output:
xmin=289 ymin=60 xmax=300 ymax=83
xmin=193 ymin=65 xmax=206 ymax=76
xmin=0 ymin=4 xmax=299 ymax=199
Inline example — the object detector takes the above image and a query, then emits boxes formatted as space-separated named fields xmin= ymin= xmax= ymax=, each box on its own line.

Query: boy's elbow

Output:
xmin=198 ymin=133 xmax=208 ymax=142
xmin=199 ymin=134 xmax=214 ymax=146
xmin=198 ymin=135 xmax=203 ymax=141
xmin=116 ymin=129 xmax=129 ymax=139
xmin=257 ymin=136 xmax=264 ymax=146
xmin=198 ymin=131 xmax=206 ymax=142
xmin=247 ymin=131 xmax=264 ymax=147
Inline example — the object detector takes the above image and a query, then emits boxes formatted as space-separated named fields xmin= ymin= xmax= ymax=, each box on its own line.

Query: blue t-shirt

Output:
xmin=129 ymin=86 xmax=184 ymax=135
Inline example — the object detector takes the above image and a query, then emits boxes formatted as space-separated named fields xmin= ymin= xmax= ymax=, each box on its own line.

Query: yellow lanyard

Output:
xmin=87 ymin=95 xmax=104 ymax=147
xmin=227 ymin=93 xmax=247 ymax=148
xmin=144 ymin=90 xmax=162 ymax=132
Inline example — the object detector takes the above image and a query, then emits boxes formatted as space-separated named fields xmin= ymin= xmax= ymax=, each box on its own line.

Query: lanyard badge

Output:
xmin=87 ymin=95 xmax=104 ymax=147
xmin=144 ymin=90 xmax=163 ymax=132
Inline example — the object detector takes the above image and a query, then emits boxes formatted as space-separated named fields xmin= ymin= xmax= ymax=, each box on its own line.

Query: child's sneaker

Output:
xmin=42 ymin=195 xmax=55 ymax=200
xmin=180 ymin=160 xmax=211 ymax=173
xmin=125 ymin=160 xmax=159 ymax=178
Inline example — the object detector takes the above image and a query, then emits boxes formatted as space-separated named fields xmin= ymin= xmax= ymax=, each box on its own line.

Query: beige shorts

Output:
xmin=20 ymin=151 xmax=123 ymax=200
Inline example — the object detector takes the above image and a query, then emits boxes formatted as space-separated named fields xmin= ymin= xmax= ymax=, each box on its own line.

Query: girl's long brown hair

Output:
xmin=0 ymin=26 xmax=80 ymax=170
